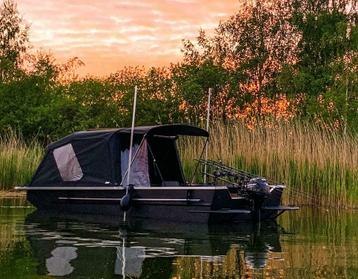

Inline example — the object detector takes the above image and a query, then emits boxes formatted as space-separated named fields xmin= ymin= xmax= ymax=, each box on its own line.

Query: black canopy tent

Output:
xmin=30 ymin=124 xmax=208 ymax=187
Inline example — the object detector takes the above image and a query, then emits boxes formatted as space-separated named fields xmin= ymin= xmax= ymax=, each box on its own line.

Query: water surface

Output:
xmin=0 ymin=198 xmax=357 ymax=278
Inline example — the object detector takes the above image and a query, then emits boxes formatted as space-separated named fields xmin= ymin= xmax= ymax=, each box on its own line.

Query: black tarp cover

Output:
xmin=30 ymin=131 xmax=120 ymax=186
xmin=29 ymin=124 xmax=207 ymax=187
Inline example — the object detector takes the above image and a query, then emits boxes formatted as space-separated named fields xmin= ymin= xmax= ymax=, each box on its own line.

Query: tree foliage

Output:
xmin=0 ymin=0 xmax=357 ymax=141
xmin=0 ymin=0 xmax=28 ymax=81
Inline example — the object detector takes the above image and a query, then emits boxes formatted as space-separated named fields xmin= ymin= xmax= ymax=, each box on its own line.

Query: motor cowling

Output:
xmin=246 ymin=178 xmax=270 ymax=195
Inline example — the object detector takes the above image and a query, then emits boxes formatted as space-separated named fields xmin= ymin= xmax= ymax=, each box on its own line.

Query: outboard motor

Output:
xmin=120 ymin=184 xmax=134 ymax=211
xmin=246 ymin=178 xmax=270 ymax=221
xmin=246 ymin=178 xmax=270 ymax=196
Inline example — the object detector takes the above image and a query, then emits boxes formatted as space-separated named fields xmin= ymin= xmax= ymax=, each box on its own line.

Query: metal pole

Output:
xmin=126 ymin=86 xmax=138 ymax=189
xmin=123 ymin=86 xmax=137 ymax=222
xmin=203 ymin=88 xmax=212 ymax=184
xmin=120 ymin=137 xmax=145 ymax=186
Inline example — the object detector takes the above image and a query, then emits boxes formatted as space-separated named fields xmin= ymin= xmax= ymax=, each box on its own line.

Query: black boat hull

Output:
xmin=25 ymin=186 xmax=286 ymax=223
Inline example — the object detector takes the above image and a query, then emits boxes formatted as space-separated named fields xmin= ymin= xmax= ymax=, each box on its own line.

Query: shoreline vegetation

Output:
xmin=0 ymin=190 xmax=25 ymax=198
xmin=1 ymin=121 xmax=357 ymax=209
xmin=0 ymin=131 xmax=43 ymax=190
xmin=181 ymin=121 xmax=358 ymax=209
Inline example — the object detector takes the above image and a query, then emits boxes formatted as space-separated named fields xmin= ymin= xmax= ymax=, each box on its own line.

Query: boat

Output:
xmin=16 ymin=124 xmax=298 ymax=222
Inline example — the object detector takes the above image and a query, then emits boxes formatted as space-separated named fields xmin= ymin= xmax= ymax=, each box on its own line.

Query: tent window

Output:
xmin=53 ymin=143 xmax=83 ymax=182
xmin=121 ymin=140 xmax=150 ymax=187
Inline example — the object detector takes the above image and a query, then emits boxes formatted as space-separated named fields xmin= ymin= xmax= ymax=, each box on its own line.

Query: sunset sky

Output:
xmin=17 ymin=0 xmax=240 ymax=76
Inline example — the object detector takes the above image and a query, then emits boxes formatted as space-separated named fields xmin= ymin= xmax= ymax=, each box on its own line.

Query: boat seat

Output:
xmin=162 ymin=181 xmax=180 ymax=186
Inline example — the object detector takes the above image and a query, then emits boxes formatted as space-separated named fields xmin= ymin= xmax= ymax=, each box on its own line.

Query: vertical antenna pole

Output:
xmin=203 ymin=88 xmax=212 ymax=184
xmin=127 ymin=86 xmax=138 ymax=189
xmin=123 ymin=86 xmax=137 ymax=222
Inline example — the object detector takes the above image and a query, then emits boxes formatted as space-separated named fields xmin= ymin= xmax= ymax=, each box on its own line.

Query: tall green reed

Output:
xmin=0 ymin=131 xmax=43 ymax=190
xmin=179 ymin=121 xmax=358 ymax=208
xmin=1 ymin=121 xmax=357 ymax=208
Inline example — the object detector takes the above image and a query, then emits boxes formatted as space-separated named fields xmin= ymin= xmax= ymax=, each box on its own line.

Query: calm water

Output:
xmin=1 ymin=199 xmax=358 ymax=279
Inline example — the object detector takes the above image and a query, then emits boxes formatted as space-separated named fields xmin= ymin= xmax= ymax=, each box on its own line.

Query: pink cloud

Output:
xmin=18 ymin=0 xmax=239 ymax=76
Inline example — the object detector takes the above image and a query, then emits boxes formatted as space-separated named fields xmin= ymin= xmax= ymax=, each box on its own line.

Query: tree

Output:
xmin=181 ymin=1 xmax=300 ymax=123
xmin=172 ymin=59 xmax=229 ymax=123
xmin=279 ymin=0 xmax=358 ymax=125
xmin=0 ymin=0 xmax=29 ymax=82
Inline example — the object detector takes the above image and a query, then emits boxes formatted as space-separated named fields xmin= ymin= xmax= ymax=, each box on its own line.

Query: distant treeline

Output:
xmin=0 ymin=0 xmax=357 ymax=141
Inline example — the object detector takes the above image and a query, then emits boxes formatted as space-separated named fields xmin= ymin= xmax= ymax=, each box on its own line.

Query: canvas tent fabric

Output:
xmin=119 ymin=124 xmax=209 ymax=137
xmin=29 ymin=124 xmax=207 ymax=187
xmin=45 ymin=124 xmax=208 ymax=150
xmin=30 ymin=131 xmax=119 ymax=186
xmin=121 ymin=140 xmax=150 ymax=187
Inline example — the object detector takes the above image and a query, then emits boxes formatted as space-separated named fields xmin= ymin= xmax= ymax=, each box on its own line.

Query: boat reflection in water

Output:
xmin=25 ymin=211 xmax=285 ymax=278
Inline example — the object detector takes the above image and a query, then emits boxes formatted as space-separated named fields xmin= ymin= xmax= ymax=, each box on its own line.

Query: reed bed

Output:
xmin=0 ymin=122 xmax=357 ymax=208
xmin=179 ymin=121 xmax=358 ymax=208
xmin=0 ymin=131 xmax=43 ymax=190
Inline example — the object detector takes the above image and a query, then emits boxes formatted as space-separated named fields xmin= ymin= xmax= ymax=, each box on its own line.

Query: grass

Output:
xmin=1 ymin=121 xmax=358 ymax=208
xmin=0 ymin=131 xmax=43 ymax=190
xmin=179 ymin=121 xmax=358 ymax=208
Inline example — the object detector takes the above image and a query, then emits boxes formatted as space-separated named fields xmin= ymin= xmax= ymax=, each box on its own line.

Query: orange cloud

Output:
xmin=18 ymin=0 xmax=239 ymax=76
